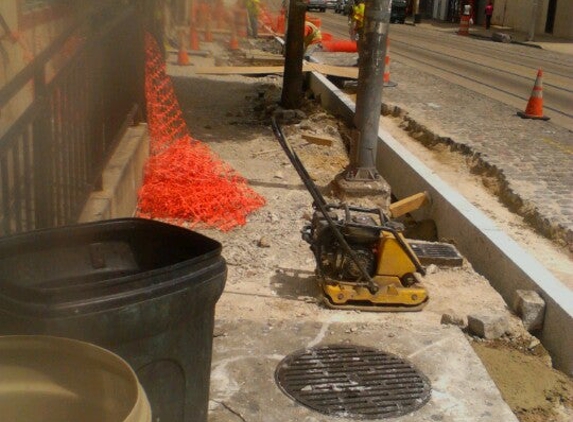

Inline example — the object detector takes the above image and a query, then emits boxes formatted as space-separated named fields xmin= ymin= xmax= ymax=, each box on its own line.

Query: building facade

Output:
xmin=427 ymin=0 xmax=573 ymax=39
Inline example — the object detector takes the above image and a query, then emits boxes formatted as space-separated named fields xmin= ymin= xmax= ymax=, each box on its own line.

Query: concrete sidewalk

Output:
xmin=159 ymin=25 xmax=573 ymax=420
xmin=406 ymin=20 xmax=573 ymax=55
xmin=209 ymin=315 xmax=520 ymax=422
xmin=165 ymin=53 xmax=527 ymax=421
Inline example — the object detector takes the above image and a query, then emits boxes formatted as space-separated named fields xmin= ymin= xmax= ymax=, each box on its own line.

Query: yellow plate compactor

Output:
xmin=272 ymin=117 xmax=428 ymax=312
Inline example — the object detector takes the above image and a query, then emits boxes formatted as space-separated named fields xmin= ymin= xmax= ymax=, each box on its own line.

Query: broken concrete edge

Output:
xmin=469 ymin=32 xmax=544 ymax=49
xmin=380 ymin=103 xmax=570 ymax=251
xmin=513 ymin=290 xmax=546 ymax=332
xmin=306 ymin=70 xmax=573 ymax=376
xmin=78 ymin=124 xmax=149 ymax=223
xmin=468 ymin=313 xmax=510 ymax=339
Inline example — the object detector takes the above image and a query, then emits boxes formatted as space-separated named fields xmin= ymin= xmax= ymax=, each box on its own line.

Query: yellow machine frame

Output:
xmin=321 ymin=230 xmax=428 ymax=312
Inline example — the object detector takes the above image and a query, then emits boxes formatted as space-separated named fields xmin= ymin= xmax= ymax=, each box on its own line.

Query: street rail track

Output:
xmin=318 ymin=12 xmax=573 ymax=131
xmin=388 ymin=44 xmax=573 ymax=120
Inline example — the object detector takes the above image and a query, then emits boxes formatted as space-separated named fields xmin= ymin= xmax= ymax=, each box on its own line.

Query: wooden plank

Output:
xmin=389 ymin=192 xmax=430 ymax=218
xmin=191 ymin=63 xmax=357 ymax=77
xmin=256 ymin=32 xmax=278 ymax=38
xmin=307 ymin=63 xmax=358 ymax=79
xmin=302 ymin=133 xmax=334 ymax=147
xmin=248 ymin=53 xmax=285 ymax=63
xmin=193 ymin=65 xmax=286 ymax=75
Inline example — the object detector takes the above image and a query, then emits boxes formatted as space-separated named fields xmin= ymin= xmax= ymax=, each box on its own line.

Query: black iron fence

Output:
xmin=0 ymin=3 xmax=145 ymax=236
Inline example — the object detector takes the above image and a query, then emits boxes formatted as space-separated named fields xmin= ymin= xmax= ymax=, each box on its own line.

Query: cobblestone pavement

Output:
xmin=314 ymin=27 xmax=573 ymax=251
xmin=383 ymin=60 xmax=573 ymax=251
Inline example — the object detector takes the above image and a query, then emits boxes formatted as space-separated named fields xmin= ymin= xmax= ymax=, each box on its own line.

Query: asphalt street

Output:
xmin=319 ymin=12 xmax=573 ymax=132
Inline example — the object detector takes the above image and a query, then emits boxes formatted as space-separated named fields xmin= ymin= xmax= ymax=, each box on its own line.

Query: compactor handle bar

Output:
xmin=271 ymin=116 xmax=379 ymax=292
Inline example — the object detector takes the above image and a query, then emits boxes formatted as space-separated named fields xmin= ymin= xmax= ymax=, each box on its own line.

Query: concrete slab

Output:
xmin=208 ymin=315 xmax=518 ymax=421
xmin=93 ymin=35 xmax=567 ymax=420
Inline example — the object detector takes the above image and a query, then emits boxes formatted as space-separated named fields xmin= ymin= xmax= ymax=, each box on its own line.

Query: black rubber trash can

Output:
xmin=0 ymin=218 xmax=226 ymax=422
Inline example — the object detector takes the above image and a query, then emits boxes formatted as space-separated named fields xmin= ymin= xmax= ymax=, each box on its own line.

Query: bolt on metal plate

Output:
xmin=275 ymin=344 xmax=431 ymax=419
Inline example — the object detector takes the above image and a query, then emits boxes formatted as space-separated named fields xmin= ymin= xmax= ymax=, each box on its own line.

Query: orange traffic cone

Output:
xmin=177 ymin=32 xmax=190 ymax=66
xmin=276 ymin=12 xmax=285 ymax=35
xmin=204 ymin=14 xmax=213 ymax=42
xmin=189 ymin=27 xmax=200 ymax=51
xmin=517 ymin=69 xmax=550 ymax=120
xmin=383 ymin=38 xmax=396 ymax=88
xmin=229 ymin=27 xmax=239 ymax=51
xmin=458 ymin=15 xmax=470 ymax=36
xmin=235 ymin=6 xmax=248 ymax=38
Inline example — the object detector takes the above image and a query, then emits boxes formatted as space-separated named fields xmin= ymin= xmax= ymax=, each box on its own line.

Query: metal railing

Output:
xmin=0 ymin=3 xmax=144 ymax=236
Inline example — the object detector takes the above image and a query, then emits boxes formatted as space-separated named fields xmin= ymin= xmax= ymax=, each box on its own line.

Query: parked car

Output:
xmin=343 ymin=0 xmax=354 ymax=16
xmin=390 ymin=0 xmax=407 ymax=23
xmin=334 ymin=0 xmax=347 ymax=14
xmin=326 ymin=0 xmax=337 ymax=9
xmin=305 ymin=0 xmax=327 ymax=13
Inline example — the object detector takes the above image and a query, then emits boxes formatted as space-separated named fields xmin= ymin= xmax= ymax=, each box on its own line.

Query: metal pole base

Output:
xmin=334 ymin=169 xmax=392 ymax=210
xmin=343 ymin=167 xmax=382 ymax=182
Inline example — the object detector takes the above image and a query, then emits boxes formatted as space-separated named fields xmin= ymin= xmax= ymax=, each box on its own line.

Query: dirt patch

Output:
xmin=472 ymin=340 xmax=573 ymax=422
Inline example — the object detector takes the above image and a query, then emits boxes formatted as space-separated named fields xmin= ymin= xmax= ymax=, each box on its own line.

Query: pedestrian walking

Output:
xmin=246 ymin=0 xmax=260 ymax=38
xmin=349 ymin=0 xmax=365 ymax=42
xmin=350 ymin=0 xmax=365 ymax=65
xmin=485 ymin=0 xmax=493 ymax=30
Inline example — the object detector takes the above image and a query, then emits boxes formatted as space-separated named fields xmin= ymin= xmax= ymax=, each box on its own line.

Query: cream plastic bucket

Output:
xmin=0 ymin=335 xmax=151 ymax=422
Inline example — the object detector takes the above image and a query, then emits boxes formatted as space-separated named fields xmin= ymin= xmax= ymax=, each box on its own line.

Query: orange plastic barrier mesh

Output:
xmin=137 ymin=33 xmax=265 ymax=231
xmin=259 ymin=7 xmax=276 ymax=30
xmin=321 ymin=40 xmax=358 ymax=53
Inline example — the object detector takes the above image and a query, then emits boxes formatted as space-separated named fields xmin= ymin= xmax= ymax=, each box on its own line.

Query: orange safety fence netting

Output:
xmin=321 ymin=39 xmax=358 ymax=53
xmin=137 ymin=33 xmax=266 ymax=231
xmin=258 ymin=5 xmax=288 ymax=35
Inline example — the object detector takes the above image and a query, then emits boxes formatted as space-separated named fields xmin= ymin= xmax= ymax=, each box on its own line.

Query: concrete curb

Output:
xmin=307 ymin=71 xmax=573 ymax=375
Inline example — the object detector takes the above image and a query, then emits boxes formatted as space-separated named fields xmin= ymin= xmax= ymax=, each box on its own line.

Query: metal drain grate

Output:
xmin=409 ymin=241 xmax=463 ymax=267
xmin=275 ymin=345 xmax=431 ymax=419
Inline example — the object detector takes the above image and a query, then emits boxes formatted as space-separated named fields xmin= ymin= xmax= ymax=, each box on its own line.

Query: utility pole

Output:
xmin=527 ymin=0 xmax=538 ymax=41
xmin=413 ymin=0 xmax=421 ymax=24
xmin=281 ymin=0 xmax=306 ymax=109
xmin=337 ymin=0 xmax=392 ymax=207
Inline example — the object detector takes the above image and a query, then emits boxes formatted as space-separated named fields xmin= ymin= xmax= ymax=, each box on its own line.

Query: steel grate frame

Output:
xmin=410 ymin=242 xmax=464 ymax=267
xmin=275 ymin=344 xmax=431 ymax=419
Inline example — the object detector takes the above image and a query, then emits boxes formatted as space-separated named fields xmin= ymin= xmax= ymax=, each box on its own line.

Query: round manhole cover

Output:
xmin=275 ymin=344 xmax=431 ymax=419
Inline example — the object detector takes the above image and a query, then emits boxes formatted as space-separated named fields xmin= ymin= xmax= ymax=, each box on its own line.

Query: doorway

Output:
xmin=545 ymin=0 xmax=557 ymax=33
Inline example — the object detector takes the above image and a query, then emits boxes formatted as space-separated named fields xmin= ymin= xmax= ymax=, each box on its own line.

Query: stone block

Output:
xmin=492 ymin=32 xmax=512 ymax=43
xmin=512 ymin=290 xmax=546 ymax=332
xmin=441 ymin=312 xmax=465 ymax=327
xmin=467 ymin=313 xmax=509 ymax=339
